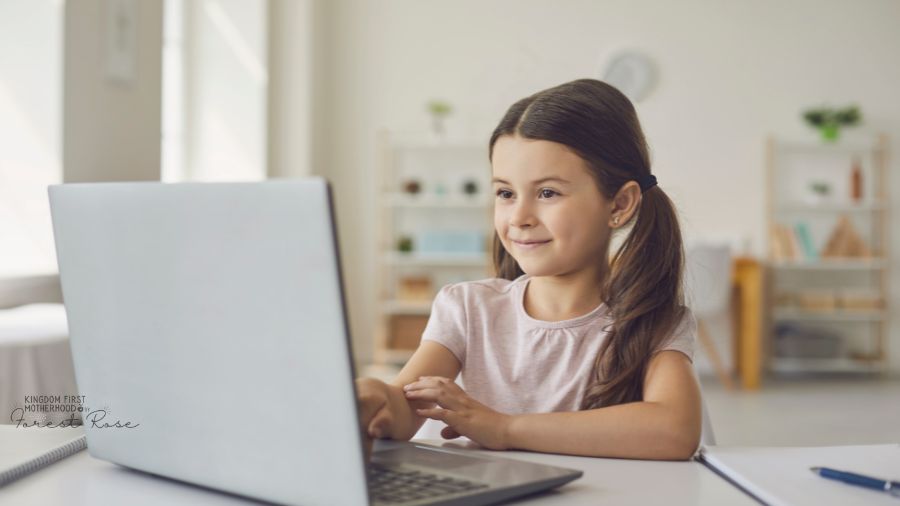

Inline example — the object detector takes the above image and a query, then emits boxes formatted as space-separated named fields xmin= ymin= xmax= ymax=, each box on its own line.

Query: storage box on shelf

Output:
xmin=765 ymin=134 xmax=889 ymax=374
xmin=373 ymin=130 xmax=493 ymax=370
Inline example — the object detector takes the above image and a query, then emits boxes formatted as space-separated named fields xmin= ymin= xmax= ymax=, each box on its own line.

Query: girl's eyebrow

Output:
xmin=491 ymin=176 xmax=572 ymax=185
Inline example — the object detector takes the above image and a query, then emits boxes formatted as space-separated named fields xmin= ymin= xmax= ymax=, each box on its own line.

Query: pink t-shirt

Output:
xmin=420 ymin=275 xmax=696 ymax=415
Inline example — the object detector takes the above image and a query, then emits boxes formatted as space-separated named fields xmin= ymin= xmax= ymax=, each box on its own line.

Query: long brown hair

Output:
xmin=489 ymin=79 xmax=686 ymax=409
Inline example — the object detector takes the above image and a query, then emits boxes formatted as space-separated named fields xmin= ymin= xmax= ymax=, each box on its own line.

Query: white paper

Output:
xmin=701 ymin=444 xmax=900 ymax=506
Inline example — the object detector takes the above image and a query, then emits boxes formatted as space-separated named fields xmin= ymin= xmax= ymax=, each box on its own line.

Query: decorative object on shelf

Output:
xmin=839 ymin=289 xmax=882 ymax=311
xmin=774 ymin=291 xmax=797 ymax=308
xmin=850 ymin=157 xmax=863 ymax=202
xmin=396 ymin=235 xmax=414 ymax=253
xmin=434 ymin=182 xmax=448 ymax=196
xmin=797 ymin=290 xmax=838 ymax=311
xmin=426 ymin=100 xmax=453 ymax=138
xmin=770 ymin=223 xmax=800 ymax=261
xmin=805 ymin=181 xmax=832 ymax=205
xmin=397 ymin=275 xmax=433 ymax=301
xmin=776 ymin=289 xmax=882 ymax=311
xmin=461 ymin=179 xmax=479 ymax=196
xmin=821 ymin=216 xmax=871 ymax=258
xmin=774 ymin=323 xmax=843 ymax=359
xmin=388 ymin=315 xmax=429 ymax=350
xmin=771 ymin=222 xmax=833 ymax=262
xmin=793 ymin=222 xmax=817 ymax=261
xmin=402 ymin=179 xmax=422 ymax=195
xmin=801 ymin=105 xmax=862 ymax=142
xmin=417 ymin=230 xmax=484 ymax=255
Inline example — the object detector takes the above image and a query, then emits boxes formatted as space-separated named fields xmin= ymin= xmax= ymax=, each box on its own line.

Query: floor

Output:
xmin=700 ymin=376 xmax=900 ymax=447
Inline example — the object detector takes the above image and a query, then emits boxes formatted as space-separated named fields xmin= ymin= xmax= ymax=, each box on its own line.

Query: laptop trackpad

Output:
xmin=371 ymin=442 xmax=572 ymax=487
xmin=372 ymin=444 xmax=490 ymax=470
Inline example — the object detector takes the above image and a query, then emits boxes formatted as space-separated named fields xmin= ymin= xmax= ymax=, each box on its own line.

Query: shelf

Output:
xmin=773 ymin=309 xmax=884 ymax=322
xmin=359 ymin=363 xmax=402 ymax=382
xmin=765 ymin=134 xmax=889 ymax=382
xmin=774 ymin=202 xmax=884 ymax=213
xmin=769 ymin=357 xmax=885 ymax=374
xmin=383 ymin=252 xmax=489 ymax=266
xmin=377 ymin=348 xmax=415 ymax=365
xmin=385 ymin=193 xmax=491 ymax=208
xmin=769 ymin=259 xmax=885 ymax=270
xmin=376 ymin=130 xmax=496 ymax=369
xmin=773 ymin=139 xmax=885 ymax=154
xmin=382 ymin=299 xmax=431 ymax=315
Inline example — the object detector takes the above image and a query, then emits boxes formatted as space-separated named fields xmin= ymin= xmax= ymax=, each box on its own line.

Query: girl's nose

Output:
xmin=509 ymin=200 xmax=536 ymax=228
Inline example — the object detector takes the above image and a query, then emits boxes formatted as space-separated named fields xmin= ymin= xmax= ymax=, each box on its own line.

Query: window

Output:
xmin=163 ymin=0 xmax=268 ymax=182
xmin=0 ymin=1 xmax=62 ymax=276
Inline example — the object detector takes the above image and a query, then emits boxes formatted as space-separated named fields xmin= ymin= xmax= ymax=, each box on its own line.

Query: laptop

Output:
xmin=48 ymin=179 xmax=582 ymax=506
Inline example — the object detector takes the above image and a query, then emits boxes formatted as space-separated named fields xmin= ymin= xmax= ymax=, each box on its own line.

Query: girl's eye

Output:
xmin=539 ymin=188 xmax=559 ymax=199
xmin=495 ymin=189 xmax=513 ymax=199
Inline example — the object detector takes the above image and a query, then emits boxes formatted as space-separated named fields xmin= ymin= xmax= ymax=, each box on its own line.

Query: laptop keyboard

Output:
xmin=369 ymin=463 xmax=488 ymax=504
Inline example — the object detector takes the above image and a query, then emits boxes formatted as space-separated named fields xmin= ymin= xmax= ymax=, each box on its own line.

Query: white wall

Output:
xmin=267 ymin=0 xmax=315 ymax=178
xmin=313 ymin=0 xmax=900 ymax=371
xmin=63 ymin=0 xmax=163 ymax=183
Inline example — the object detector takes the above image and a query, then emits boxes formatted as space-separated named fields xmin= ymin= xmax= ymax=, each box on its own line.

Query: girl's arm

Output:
xmin=406 ymin=350 xmax=702 ymax=460
xmin=503 ymin=350 xmax=702 ymax=460
xmin=357 ymin=341 xmax=461 ymax=441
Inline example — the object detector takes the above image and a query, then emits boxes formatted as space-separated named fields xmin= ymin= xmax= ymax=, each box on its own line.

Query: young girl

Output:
xmin=357 ymin=78 xmax=701 ymax=460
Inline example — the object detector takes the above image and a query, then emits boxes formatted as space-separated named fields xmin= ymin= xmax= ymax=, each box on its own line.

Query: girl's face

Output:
xmin=491 ymin=135 xmax=612 ymax=279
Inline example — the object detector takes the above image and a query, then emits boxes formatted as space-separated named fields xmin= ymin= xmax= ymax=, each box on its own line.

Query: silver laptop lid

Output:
xmin=49 ymin=179 xmax=369 ymax=505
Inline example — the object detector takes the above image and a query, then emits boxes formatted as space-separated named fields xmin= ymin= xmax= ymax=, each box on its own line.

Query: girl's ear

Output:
xmin=608 ymin=181 xmax=642 ymax=228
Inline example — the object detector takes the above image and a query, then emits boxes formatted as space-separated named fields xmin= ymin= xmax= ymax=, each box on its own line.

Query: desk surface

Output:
xmin=1 ymin=428 xmax=754 ymax=506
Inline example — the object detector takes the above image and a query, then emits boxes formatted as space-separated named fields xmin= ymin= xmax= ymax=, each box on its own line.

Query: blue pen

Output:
xmin=810 ymin=467 xmax=900 ymax=497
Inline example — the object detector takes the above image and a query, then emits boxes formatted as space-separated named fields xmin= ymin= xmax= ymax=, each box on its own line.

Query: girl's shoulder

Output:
xmin=436 ymin=275 xmax=527 ymax=305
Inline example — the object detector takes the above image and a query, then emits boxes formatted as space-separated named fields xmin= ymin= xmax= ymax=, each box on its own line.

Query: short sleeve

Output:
xmin=420 ymin=284 xmax=468 ymax=364
xmin=657 ymin=308 xmax=696 ymax=362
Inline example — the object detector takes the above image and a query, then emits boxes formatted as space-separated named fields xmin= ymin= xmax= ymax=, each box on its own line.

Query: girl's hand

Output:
xmin=356 ymin=377 xmax=395 ymax=439
xmin=403 ymin=376 xmax=512 ymax=450
xmin=356 ymin=377 xmax=397 ymax=461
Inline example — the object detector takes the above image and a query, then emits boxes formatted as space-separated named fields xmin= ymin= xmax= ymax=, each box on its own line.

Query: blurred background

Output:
xmin=1 ymin=0 xmax=899 ymax=445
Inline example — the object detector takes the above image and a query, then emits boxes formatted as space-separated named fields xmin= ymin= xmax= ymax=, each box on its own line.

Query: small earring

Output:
xmin=613 ymin=216 xmax=620 ymax=226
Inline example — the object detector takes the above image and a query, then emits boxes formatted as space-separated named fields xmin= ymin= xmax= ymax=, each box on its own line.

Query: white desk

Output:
xmin=1 ymin=428 xmax=755 ymax=505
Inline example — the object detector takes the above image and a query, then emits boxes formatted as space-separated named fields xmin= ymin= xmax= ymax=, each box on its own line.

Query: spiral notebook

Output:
xmin=0 ymin=427 xmax=86 ymax=487
xmin=699 ymin=444 xmax=900 ymax=506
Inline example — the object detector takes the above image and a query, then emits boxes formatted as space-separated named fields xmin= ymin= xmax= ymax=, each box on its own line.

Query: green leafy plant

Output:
xmin=802 ymin=105 xmax=862 ymax=141
xmin=427 ymin=100 xmax=453 ymax=138
xmin=397 ymin=236 xmax=414 ymax=253
xmin=809 ymin=181 xmax=831 ymax=196
xmin=426 ymin=100 xmax=453 ymax=117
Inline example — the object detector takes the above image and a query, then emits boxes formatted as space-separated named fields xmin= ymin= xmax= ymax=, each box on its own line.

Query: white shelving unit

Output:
xmin=765 ymin=134 xmax=890 ymax=375
xmin=373 ymin=130 xmax=493 ymax=368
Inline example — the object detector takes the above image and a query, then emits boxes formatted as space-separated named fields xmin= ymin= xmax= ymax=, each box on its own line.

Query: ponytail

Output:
xmin=580 ymin=186 xmax=685 ymax=408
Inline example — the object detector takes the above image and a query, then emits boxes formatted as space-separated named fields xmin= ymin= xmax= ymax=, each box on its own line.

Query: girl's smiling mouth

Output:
xmin=512 ymin=239 xmax=551 ymax=250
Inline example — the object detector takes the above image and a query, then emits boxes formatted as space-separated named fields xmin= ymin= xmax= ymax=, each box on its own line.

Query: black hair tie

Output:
xmin=639 ymin=174 xmax=657 ymax=193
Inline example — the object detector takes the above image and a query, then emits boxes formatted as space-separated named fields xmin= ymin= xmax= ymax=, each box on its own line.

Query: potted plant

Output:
xmin=426 ymin=100 xmax=453 ymax=138
xmin=802 ymin=105 xmax=861 ymax=142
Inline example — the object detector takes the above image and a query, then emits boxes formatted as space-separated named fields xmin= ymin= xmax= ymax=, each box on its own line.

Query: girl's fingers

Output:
xmin=440 ymin=426 xmax=461 ymax=440
xmin=405 ymin=387 xmax=463 ymax=410
xmin=367 ymin=407 xmax=393 ymax=439
xmin=416 ymin=407 xmax=449 ymax=421
xmin=403 ymin=387 xmax=443 ymax=401
xmin=417 ymin=407 xmax=460 ymax=429
xmin=404 ymin=376 xmax=453 ymax=392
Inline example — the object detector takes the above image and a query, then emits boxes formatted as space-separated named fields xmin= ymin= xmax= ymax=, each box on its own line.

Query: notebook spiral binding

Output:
xmin=0 ymin=435 xmax=87 ymax=487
